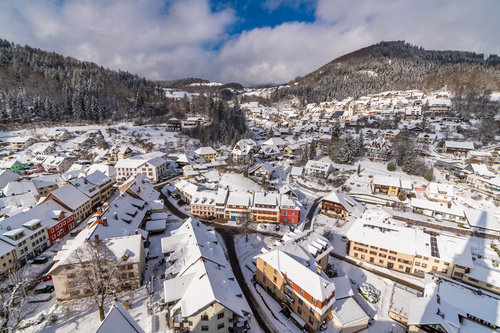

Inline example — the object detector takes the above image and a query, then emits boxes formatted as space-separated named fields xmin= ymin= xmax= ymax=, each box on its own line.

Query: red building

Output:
xmin=47 ymin=212 xmax=75 ymax=242
xmin=279 ymin=195 xmax=301 ymax=225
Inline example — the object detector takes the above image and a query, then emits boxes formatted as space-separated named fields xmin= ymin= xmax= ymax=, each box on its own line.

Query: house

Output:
xmin=304 ymin=160 xmax=334 ymax=178
xmin=365 ymin=137 xmax=391 ymax=162
xmin=72 ymin=136 xmax=95 ymax=150
xmin=387 ymin=283 xmax=421 ymax=326
xmin=262 ymin=137 xmax=287 ymax=150
xmin=463 ymin=208 xmax=500 ymax=234
xmin=45 ymin=128 xmax=71 ymax=142
xmin=371 ymin=175 xmax=403 ymax=196
xmin=408 ymin=275 xmax=500 ymax=333
xmin=283 ymin=144 xmax=302 ymax=156
xmin=279 ymin=194 xmax=301 ymax=225
xmin=43 ymin=183 xmax=92 ymax=223
xmin=2 ymin=179 xmax=39 ymax=199
xmin=194 ymin=146 xmax=217 ymax=162
xmin=416 ymin=133 xmax=437 ymax=145
xmin=231 ymin=139 xmax=257 ymax=164
xmin=254 ymin=230 xmax=336 ymax=332
xmin=444 ymin=141 xmax=475 ymax=157
xmin=29 ymin=142 xmax=56 ymax=157
xmin=175 ymin=152 xmax=205 ymax=167
xmin=332 ymin=297 xmax=370 ymax=333
xmin=410 ymin=198 xmax=466 ymax=223
xmin=190 ymin=191 xmax=217 ymax=218
xmin=105 ymin=146 xmax=132 ymax=162
xmin=96 ymin=302 xmax=145 ymax=333
xmin=162 ymin=218 xmax=251 ymax=332
xmin=215 ymin=188 xmax=228 ymax=219
xmin=49 ymin=234 xmax=145 ymax=300
xmin=257 ymin=145 xmax=281 ymax=160
xmin=467 ymin=176 xmax=500 ymax=199
xmin=251 ymin=192 xmax=279 ymax=223
xmin=424 ymin=182 xmax=455 ymax=203
xmin=115 ymin=155 xmax=169 ymax=182
xmin=41 ymin=155 xmax=75 ymax=173
xmin=224 ymin=192 xmax=252 ymax=221
xmin=0 ymin=159 xmax=28 ymax=174
xmin=6 ymin=136 xmax=36 ymax=150
xmin=320 ymin=190 xmax=365 ymax=219
xmin=380 ymin=129 xmax=401 ymax=138
xmin=70 ymin=171 xmax=115 ymax=211
xmin=183 ymin=116 xmax=205 ymax=126
xmin=166 ymin=117 xmax=182 ymax=132
xmin=32 ymin=178 xmax=59 ymax=197
xmin=248 ymin=162 xmax=274 ymax=180
xmin=175 ymin=179 xmax=199 ymax=204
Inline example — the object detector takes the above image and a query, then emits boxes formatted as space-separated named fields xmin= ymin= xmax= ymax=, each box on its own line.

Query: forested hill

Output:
xmin=273 ymin=41 xmax=500 ymax=103
xmin=0 ymin=39 xmax=167 ymax=124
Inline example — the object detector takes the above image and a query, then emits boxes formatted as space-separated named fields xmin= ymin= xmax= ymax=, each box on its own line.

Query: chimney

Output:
xmin=317 ymin=266 xmax=322 ymax=275
xmin=102 ymin=217 xmax=108 ymax=227
xmin=138 ymin=187 xmax=141 ymax=193
xmin=95 ymin=234 xmax=99 ymax=242
xmin=135 ymin=230 xmax=138 ymax=235
xmin=114 ymin=212 xmax=118 ymax=220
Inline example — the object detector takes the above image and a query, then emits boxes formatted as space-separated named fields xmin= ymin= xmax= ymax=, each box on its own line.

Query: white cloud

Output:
xmin=0 ymin=0 xmax=498 ymax=86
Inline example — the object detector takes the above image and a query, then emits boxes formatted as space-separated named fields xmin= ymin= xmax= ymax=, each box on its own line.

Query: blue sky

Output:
xmin=0 ymin=0 xmax=499 ymax=86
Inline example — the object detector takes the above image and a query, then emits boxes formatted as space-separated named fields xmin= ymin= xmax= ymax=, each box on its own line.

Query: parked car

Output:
xmin=41 ymin=275 xmax=52 ymax=282
xmin=31 ymin=257 xmax=48 ymax=265
xmin=34 ymin=285 xmax=54 ymax=294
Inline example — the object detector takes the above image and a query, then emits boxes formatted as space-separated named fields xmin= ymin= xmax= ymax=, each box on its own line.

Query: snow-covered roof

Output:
xmin=469 ymin=164 xmax=495 ymax=177
xmin=290 ymin=167 xmax=303 ymax=177
xmin=322 ymin=190 xmax=365 ymax=218
xmin=262 ymin=137 xmax=287 ymax=147
xmin=194 ymin=146 xmax=217 ymax=155
xmin=49 ymin=184 xmax=90 ymax=210
xmin=408 ymin=274 xmax=500 ymax=332
xmin=426 ymin=182 xmax=454 ymax=197
xmin=115 ymin=159 xmax=147 ymax=169
xmin=411 ymin=198 xmax=464 ymax=217
xmin=96 ymin=302 xmax=145 ymax=333
xmin=255 ymin=230 xmax=335 ymax=307
xmin=332 ymin=297 xmax=369 ymax=328
xmin=445 ymin=141 xmax=474 ymax=150
xmin=2 ymin=180 xmax=37 ymax=197
xmin=464 ymin=208 xmax=500 ymax=232
xmin=226 ymin=191 xmax=252 ymax=207
xmin=0 ymin=170 xmax=20 ymax=189
xmin=372 ymin=175 xmax=401 ymax=188
xmin=415 ymin=229 xmax=473 ymax=268
xmin=304 ymin=160 xmax=332 ymax=172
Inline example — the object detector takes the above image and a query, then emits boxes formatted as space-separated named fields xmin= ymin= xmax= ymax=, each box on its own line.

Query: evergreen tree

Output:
xmin=331 ymin=120 xmax=341 ymax=139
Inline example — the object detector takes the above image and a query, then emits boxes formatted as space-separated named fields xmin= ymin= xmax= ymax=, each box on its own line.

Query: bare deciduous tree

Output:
xmin=69 ymin=240 xmax=124 ymax=321
xmin=0 ymin=268 xmax=38 ymax=332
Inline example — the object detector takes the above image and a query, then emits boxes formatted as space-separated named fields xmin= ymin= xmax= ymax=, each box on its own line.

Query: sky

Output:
xmin=0 ymin=0 xmax=499 ymax=86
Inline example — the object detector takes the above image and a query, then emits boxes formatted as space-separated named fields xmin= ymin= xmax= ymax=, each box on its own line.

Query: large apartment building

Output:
xmin=254 ymin=230 xmax=336 ymax=332
xmin=345 ymin=219 xmax=500 ymax=294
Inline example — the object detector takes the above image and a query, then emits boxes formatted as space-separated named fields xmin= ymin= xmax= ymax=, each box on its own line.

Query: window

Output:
xmin=379 ymin=260 xmax=384 ymax=264
xmin=128 ymin=272 xmax=134 ymax=278
xmin=354 ymin=253 xmax=358 ymax=257
xmin=399 ymin=265 xmax=404 ymax=269
xmin=263 ymin=268 xmax=266 ymax=274
xmin=217 ymin=323 xmax=224 ymax=329
xmin=299 ymin=287 xmax=304 ymax=295
xmin=201 ymin=326 xmax=209 ymax=331
xmin=309 ymin=316 xmax=314 ymax=324
xmin=263 ymin=276 xmax=267 ymax=284
xmin=432 ymin=266 xmax=438 ymax=271
xmin=201 ymin=314 xmax=209 ymax=321
xmin=298 ymin=298 xmax=303 ymax=305
xmin=298 ymin=307 xmax=302 ymax=315
xmin=415 ymin=262 xmax=420 ymax=266
xmin=442 ymin=269 xmax=448 ymax=274
xmin=361 ymin=255 xmax=365 ymax=259
xmin=273 ymin=276 xmax=277 ymax=283
xmin=422 ymin=263 xmax=427 ymax=268
xmin=217 ymin=312 xmax=224 ymax=320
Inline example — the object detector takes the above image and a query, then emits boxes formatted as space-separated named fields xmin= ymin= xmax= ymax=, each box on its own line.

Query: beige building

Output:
xmin=344 ymin=219 xmax=494 ymax=291
xmin=0 ymin=242 xmax=17 ymax=278
xmin=49 ymin=234 xmax=145 ymax=300
xmin=254 ymin=230 xmax=336 ymax=332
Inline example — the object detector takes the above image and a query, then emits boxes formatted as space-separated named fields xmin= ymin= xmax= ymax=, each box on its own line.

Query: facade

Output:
xmin=320 ymin=190 xmax=365 ymax=219
xmin=304 ymin=160 xmax=334 ymax=178
xmin=254 ymin=230 xmax=336 ymax=332
xmin=166 ymin=117 xmax=182 ymax=131
xmin=50 ymin=234 xmax=145 ymax=300
xmin=41 ymin=156 xmax=74 ymax=173
xmin=371 ymin=175 xmax=402 ymax=196
xmin=70 ymin=171 xmax=115 ymax=211
xmin=424 ymin=182 xmax=455 ymax=203
xmin=115 ymin=155 xmax=168 ymax=182
xmin=194 ymin=146 xmax=217 ymax=162
xmin=0 ymin=241 xmax=17 ymax=278
xmin=279 ymin=195 xmax=301 ymax=225
xmin=444 ymin=141 xmax=475 ymax=157
xmin=43 ymin=184 xmax=92 ymax=222
xmin=251 ymin=192 xmax=279 ymax=223
xmin=105 ymin=146 xmax=132 ymax=162
xmin=231 ymin=139 xmax=257 ymax=164
xmin=345 ymin=219 xmax=476 ymax=283
xmin=225 ymin=192 xmax=252 ymax=221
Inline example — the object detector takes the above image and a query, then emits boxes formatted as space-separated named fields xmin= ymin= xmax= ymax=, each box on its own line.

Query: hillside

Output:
xmin=273 ymin=41 xmax=500 ymax=102
xmin=0 ymin=39 xmax=167 ymax=124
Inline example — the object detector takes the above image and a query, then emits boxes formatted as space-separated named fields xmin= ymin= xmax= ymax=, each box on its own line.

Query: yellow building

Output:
xmin=0 ymin=242 xmax=16 ymax=278
xmin=194 ymin=147 xmax=217 ymax=163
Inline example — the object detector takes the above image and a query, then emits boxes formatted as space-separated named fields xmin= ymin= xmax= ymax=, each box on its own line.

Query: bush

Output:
xmin=387 ymin=162 xmax=396 ymax=171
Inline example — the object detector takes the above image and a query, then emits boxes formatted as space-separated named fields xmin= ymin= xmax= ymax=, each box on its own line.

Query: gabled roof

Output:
xmin=97 ymin=302 xmax=144 ymax=333
xmin=49 ymin=184 xmax=90 ymax=210
xmin=322 ymin=190 xmax=365 ymax=218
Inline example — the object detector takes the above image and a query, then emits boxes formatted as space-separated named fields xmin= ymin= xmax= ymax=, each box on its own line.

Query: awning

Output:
xmin=290 ymin=312 xmax=306 ymax=328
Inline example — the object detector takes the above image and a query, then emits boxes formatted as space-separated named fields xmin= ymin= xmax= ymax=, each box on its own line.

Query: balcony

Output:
xmin=282 ymin=291 xmax=295 ymax=305
xmin=172 ymin=314 xmax=192 ymax=328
